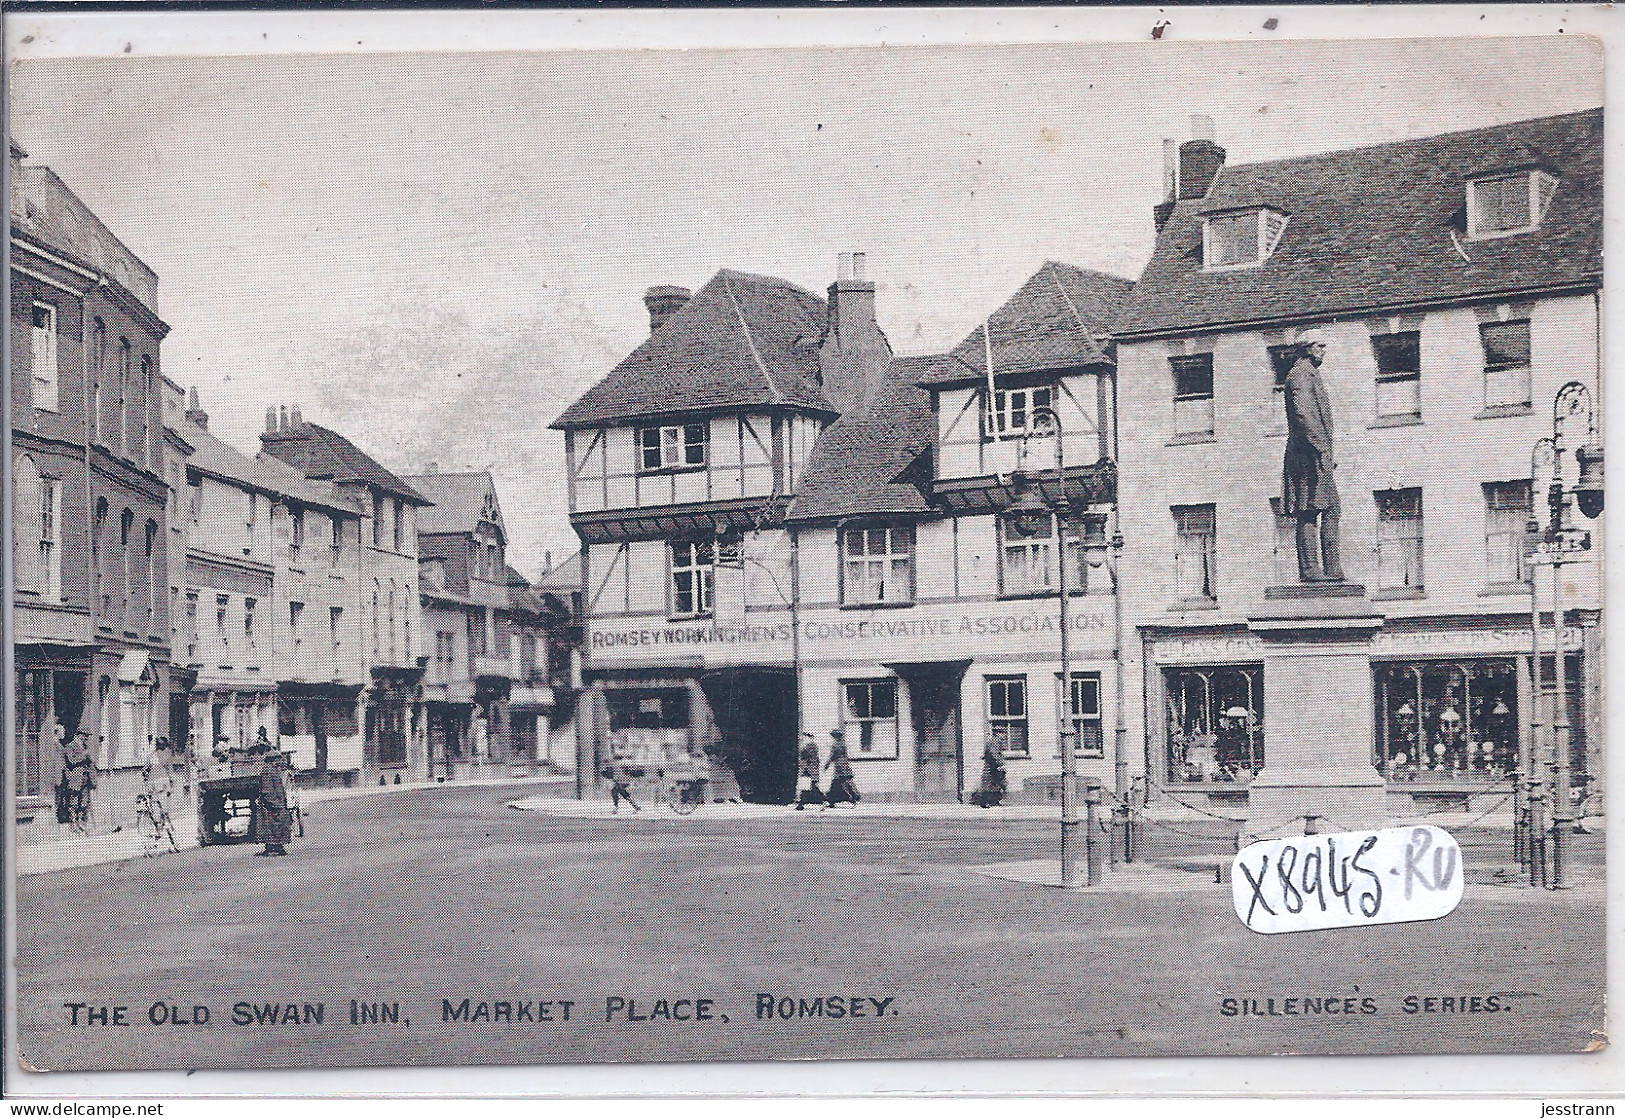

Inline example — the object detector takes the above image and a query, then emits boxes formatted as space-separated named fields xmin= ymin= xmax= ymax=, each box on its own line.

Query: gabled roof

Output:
xmin=1118 ymin=108 xmax=1603 ymax=338
xmin=533 ymin=552 xmax=585 ymax=593
xmin=551 ymin=269 xmax=835 ymax=429
xmin=400 ymin=471 xmax=503 ymax=539
xmin=787 ymin=356 xmax=937 ymax=522
xmin=917 ymin=262 xmax=1132 ymax=387
xmin=172 ymin=418 xmax=360 ymax=516
xmin=260 ymin=422 xmax=429 ymax=504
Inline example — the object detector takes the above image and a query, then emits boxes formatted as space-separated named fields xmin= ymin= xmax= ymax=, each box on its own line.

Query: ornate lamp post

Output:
xmin=1007 ymin=407 xmax=1094 ymax=887
xmin=1528 ymin=382 xmax=1604 ymax=888
xmin=1079 ymin=509 xmax=1131 ymax=861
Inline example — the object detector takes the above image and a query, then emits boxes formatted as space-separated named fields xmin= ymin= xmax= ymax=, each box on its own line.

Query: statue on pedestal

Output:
xmin=1281 ymin=328 xmax=1345 ymax=582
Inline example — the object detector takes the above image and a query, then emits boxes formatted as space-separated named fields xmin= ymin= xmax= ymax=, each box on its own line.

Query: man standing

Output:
xmin=1281 ymin=328 xmax=1345 ymax=582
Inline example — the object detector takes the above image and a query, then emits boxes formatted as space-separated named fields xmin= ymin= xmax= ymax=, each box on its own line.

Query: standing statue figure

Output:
xmin=1281 ymin=328 xmax=1345 ymax=582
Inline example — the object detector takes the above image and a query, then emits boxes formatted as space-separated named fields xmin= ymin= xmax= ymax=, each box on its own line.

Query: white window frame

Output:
xmin=1057 ymin=671 xmax=1105 ymax=759
xmin=30 ymin=302 xmax=58 ymax=411
xmin=638 ymin=422 xmax=709 ymax=472
xmin=1202 ymin=208 xmax=1288 ymax=271
xmin=1480 ymin=319 xmax=1533 ymax=409
xmin=1484 ymin=481 xmax=1533 ymax=586
xmin=999 ymin=512 xmax=1056 ymax=597
xmin=1371 ymin=330 xmax=1423 ymax=419
xmin=1467 ymin=171 xmax=1558 ymax=240
xmin=985 ymin=675 xmax=1029 ymax=759
xmin=1376 ymin=488 xmax=1425 ymax=594
xmin=1170 ymin=353 xmax=1215 ymax=438
xmin=670 ymin=539 xmax=715 ymax=618
xmin=986 ymin=385 xmax=1053 ymax=440
xmin=1173 ymin=504 xmax=1218 ymax=603
xmin=841 ymin=679 xmax=899 ymax=760
xmin=39 ymin=476 xmax=61 ymax=600
xmin=841 ymin=524 xmax=915 ymax=606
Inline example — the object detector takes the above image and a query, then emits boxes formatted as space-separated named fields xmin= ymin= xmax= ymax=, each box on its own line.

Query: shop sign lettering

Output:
xmin=589 ymin=609 xmax=1111 ymax=651
xmin=1232 ymin=826 xmax=1463 ymax=935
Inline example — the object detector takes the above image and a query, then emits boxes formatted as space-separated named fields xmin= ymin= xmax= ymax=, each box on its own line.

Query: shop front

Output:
xmin=1144 ymin=615 xmax=1596 ymax=814
xmin=278 ymin=682 xmax=364 ymax=785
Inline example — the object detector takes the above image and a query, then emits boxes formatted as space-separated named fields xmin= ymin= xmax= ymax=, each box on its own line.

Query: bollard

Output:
xmin=1303 ymin=814 xmax=1321 ymax=836
xmin=1083 ymin=780 xmax=1104 ymax=887
xmin=1528 ymin=781 xmax=1548 ymax=889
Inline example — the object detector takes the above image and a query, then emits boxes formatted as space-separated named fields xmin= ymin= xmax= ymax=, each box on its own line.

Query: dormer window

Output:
xmin=638 ymin=422 xmax=708 ymax=471
xmin=1468 ymin=170 xmax=1557 ymax=240
xmin=1202 ymin=208 xmax=1288 ymax=270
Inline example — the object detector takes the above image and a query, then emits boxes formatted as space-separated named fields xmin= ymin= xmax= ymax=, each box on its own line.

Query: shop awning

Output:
xmin=116 ymin=650 xmax=151 ymax=683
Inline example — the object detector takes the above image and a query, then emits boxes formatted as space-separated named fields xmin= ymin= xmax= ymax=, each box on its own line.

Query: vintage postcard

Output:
xmin=6 ymin=14 xmax=1610 ymax=1084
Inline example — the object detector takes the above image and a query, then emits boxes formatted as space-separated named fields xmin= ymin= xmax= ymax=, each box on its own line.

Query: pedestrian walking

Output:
xmin=795 ymin=733 xmax=824 ymax=809
xmin=250 ymin=749 xmax=294 ymax=856
xmin=139 ymin=738 xmax=179 ymax=853
xmin=824 ymin=730 xmax=860 ymax=807
xmin=604 ymin=765 xmax=641 ymax=813
xmin=969 ymin=744 xmax=1007 ymax=808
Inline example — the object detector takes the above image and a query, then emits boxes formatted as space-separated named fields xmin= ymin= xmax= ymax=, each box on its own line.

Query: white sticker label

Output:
xmin=1231 ymin=825 xmax=1464 ymax=934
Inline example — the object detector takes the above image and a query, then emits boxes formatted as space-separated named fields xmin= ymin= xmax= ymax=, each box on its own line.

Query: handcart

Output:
xmin=197 ymin=752 xmax=301 ymax=846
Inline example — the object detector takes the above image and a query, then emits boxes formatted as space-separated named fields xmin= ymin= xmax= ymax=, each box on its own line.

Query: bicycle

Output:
xmin=136 ymin=789 xmax=178 ymax=854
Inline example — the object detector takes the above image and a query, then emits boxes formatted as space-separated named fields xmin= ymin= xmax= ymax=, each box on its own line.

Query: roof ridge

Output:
xmin=721 ymin=270 xmax=782 ymax=403
xmin=1218 ymin=106 xmax=1601 ymax=179
xmin=1044 ymin=261 xmax=1089 ymax=334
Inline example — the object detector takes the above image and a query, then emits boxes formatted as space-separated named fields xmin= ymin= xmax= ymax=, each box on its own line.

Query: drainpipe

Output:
xmin=789 ymin=524 xmax=802 ymax=757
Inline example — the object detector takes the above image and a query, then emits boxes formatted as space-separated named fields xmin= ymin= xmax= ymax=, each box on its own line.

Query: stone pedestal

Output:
xmin=1245 ymin=584 xmax=1387 ymax=834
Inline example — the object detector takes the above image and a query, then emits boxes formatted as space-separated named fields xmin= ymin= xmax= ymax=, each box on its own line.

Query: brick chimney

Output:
xmin=643 ymin=286 xmax=690 ymax=334
xmin=185 ymin=386 xmax=209 ymax=431
xmin=819 ymin=252 xmax=892 ymax=417
xmin=1177 ymin=114 xmax=1225 ymax=201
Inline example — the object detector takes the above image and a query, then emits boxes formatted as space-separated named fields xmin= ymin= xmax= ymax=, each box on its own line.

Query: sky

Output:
xmin=9 ymin=32 xmax=1603 ymax=576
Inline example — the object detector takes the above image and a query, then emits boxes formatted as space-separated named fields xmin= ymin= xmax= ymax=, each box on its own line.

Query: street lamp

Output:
xmin=1528 ymin=382 xmax=1604 ymax=888
xmin=1009 ymin=407 xmax=1096 ymax=888
xmin=1078 ymin=507 xmax=1132 ymax=862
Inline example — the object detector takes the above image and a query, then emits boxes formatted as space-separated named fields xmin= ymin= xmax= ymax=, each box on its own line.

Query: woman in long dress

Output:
xmin=794 ymin=734 xmax=824 ymax=809
xmin=824 ymin=731 xmax=860 ymax=807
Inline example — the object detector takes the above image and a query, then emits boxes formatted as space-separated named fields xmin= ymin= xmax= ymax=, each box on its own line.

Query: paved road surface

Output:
xmin=15 ymin=783 xmax=1605 ymax=1071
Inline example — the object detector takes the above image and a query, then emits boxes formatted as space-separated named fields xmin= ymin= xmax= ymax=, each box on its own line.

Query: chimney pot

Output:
xmin=1191 ymin=113 xmax=1216 ymax=142
xmin=279 ymin=405 xmax=289 ymax=432
xmin=290 ymin=405 xmax=303 ymax=426
xmin=643 ymin=286 xmax=691 ymax=334
xmin=266 ymin=407 xmax=277 ymax=433
xmin=184 ymin=386 xmax=209 ymax=432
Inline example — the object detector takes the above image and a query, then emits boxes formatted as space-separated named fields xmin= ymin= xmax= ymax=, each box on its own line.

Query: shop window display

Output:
xmin=1164 ymin=665 xmax=1263 ymax=783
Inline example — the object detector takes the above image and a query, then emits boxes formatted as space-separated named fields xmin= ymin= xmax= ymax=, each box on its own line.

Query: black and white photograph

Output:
xmin=4 ymin=8 xmax=1613 ymax=1094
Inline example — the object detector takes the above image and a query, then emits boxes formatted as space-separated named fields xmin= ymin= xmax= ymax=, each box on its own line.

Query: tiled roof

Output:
xmin=917 ymin=261 xmax=1132 ymax=386
xmin=787 ymin=356 xmax=938 ymax=522
xmin=400 ymin=471 xmax=502 ymax=538
xmin=551 ymin=269 xmax=835 ymax=429
xmin=173 ymin=419 xmax=360 ymax=516
xmin=1118 ymin=108 xmax=1603 ymax=337
xmin=260 ymin=422 xmax=429 ymax=504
